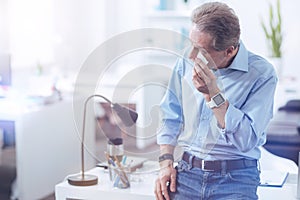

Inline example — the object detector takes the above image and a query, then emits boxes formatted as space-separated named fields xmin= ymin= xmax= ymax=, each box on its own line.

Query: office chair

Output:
xmin=278 ymin=99 xmax=300 ymax=112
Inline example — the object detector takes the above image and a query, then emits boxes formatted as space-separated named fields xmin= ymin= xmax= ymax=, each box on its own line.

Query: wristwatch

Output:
xmin=206 ymin=92 xmax=226 ymax=108
xmin=158 ymin=154 xmax=174 ymax=162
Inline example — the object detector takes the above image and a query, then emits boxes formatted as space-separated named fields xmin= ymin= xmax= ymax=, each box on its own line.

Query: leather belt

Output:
xmin=182 ymin=152 xmax=257 ymax=172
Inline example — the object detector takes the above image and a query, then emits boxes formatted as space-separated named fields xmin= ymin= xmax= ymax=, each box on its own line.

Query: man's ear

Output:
xmin=225 ymin=46 xmax=235 ymax=57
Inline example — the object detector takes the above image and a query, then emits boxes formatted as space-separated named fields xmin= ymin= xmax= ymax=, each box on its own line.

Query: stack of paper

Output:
xmin=259 ymin=170 xmax=289 ymax=187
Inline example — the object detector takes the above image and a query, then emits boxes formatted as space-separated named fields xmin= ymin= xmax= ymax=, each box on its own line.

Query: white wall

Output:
xmin=7 ymin=0 xmax=105 ymax=73
xmin=104 ymin=0 xmax=300 ymax=78
xmin=222 ymin=0 xmax=300 ymax=78
xmin=51 ymin=0 xmax=106 ymax=71
xmin=3 ymin=0 xmax=107 ymax=97
xmin=1 ymin=0 xmax=299 ymax=78
xmin=0 ymin=0 xmax=9 ymax=54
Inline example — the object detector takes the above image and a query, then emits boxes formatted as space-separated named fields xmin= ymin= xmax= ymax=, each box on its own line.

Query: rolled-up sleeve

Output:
xmin=224 ymin=75 xmax=278 ymax=152
xmin=157 ymin=59 xmax=184 ymax=146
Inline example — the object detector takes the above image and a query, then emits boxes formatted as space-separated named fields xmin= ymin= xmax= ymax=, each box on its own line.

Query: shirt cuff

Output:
xmin=157 ymin=134 xmax=178 ymax=146
xmin=224 ymin=103 xmax=244 ymax=134
xmin=156 ymin=120 xmax=181 ymax=146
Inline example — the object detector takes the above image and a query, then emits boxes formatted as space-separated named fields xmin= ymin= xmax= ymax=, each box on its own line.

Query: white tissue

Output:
xmin=197 ymin=52 xmax=209 ymax=65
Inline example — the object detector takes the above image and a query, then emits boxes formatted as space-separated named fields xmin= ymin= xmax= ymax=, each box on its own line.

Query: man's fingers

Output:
xmin=195 ymin=57 xmax=210 ymax=72
xmin=193 ymin=60 xmax=217 ymax=94
xmin=154 ymin=166 xmax=177 ymax=200
xmin=160 ymin=179 xmax=170 ymax=200
xmin=155 ymin=179 xmax=164 ymax=200
xmin=195 ymin=58 xmax=214 ymax=79
xmin=192 ymin=69 xmax=210 ymax=94
xmin=170 ymin=172 xmax=177 ymax=192
xmin=193 ymin=68 xmax=206 ymax=86
xmin=194 ymin=63 xmax=209 ymax=84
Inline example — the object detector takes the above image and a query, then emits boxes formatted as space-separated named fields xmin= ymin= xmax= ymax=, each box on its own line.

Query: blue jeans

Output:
xmin=169 ymin=160 xmax=260 ymax=200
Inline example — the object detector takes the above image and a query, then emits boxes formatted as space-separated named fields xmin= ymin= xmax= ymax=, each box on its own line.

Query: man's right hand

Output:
xmin=154 ymin=160 xmax=177 ymax=200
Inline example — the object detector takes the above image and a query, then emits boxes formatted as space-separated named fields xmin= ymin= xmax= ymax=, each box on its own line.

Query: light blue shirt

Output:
xmin=157 ymin=42 xmax=278 ymax=160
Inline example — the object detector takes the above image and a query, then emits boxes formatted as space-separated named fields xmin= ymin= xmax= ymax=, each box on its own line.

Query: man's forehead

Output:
xmin=190 ymin=28 xmax=213 ymax=50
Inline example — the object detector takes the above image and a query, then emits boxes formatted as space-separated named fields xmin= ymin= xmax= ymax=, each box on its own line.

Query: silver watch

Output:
xmin=206 ymin=92 xmax=226 ymax=108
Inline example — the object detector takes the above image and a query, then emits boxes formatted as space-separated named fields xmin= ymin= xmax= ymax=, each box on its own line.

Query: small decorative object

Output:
xmin=261 ymin=0 xmax=283 ymax=77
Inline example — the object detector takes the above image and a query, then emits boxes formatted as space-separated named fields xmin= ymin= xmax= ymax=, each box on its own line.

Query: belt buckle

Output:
xmin=201 ymin=160 xmax=214 ymax=172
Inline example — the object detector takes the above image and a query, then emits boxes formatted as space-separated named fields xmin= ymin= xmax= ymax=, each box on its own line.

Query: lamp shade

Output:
xmin=67 ymin=94 xmax=138 ymax=186
xmin=111 ymin=103 xmax=138 ymax=127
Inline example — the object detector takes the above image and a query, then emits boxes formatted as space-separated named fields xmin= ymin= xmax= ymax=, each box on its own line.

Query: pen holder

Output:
xmin=107 ymin=160 xmax=125 ymax=181
xmin=109 ymin=165 xmax=130 ymax=189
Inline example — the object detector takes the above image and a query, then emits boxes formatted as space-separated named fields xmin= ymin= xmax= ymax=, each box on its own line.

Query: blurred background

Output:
xmin=0 ymin=0 xmax=299 ymax=199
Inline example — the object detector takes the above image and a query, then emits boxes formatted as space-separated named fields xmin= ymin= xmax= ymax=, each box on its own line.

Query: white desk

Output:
xmin=258 ymin=173 xmax=299 ymax=200
xmin=55 ymin=166 xmax=157 ymax=200
xmin=55 ymin=163 xmax=299 ymax=200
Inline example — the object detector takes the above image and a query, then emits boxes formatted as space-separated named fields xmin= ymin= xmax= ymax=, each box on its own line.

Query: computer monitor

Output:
xmin=0 ymin=54 xmax=11 ymax=86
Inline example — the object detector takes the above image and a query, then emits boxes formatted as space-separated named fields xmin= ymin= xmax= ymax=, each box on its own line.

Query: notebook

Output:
xmin=259 ymin=170 xmax=289 ymax=187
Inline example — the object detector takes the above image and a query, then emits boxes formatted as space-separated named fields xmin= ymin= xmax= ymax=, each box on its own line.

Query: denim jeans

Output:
xmin=169 ymin=160 xmax=260 ymax=200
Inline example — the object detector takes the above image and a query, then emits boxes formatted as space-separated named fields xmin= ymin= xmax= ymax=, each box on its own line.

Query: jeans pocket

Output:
xmin=227 ymin=167 xmax=260 ymax=185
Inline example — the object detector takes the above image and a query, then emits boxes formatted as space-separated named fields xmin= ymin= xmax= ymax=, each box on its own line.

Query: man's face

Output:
xmin=189 ymin=25 xmax=227 ymax=69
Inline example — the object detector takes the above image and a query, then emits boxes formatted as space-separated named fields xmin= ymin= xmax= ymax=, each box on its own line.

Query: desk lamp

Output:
xmin=68 ymin=94 xmax=138 ymax=186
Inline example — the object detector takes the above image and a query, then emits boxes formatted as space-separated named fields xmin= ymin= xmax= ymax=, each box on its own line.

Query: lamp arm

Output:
xmin=81 ymin=94 xmax=112 ymax=177
xmin=69 ymin=94 xmax=137 ymax=186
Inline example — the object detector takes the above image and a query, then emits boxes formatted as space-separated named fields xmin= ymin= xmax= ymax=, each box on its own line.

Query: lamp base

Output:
xmin=68 ymin=174 xmax=98 ymax=186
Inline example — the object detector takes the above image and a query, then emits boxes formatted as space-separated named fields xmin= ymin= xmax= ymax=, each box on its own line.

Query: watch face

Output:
xmin=213 ymin=93 xmax=225 ymax=106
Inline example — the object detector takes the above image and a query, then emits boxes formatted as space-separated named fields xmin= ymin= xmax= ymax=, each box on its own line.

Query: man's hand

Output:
xmin=192 ymin=57 xmax=220 ymax=100
xmin=154 ymin=160 xmax=177 ymax=200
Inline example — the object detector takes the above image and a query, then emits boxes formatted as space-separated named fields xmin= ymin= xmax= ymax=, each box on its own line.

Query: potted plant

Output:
xmin=261 ymin=0 xmax=283 ymax=77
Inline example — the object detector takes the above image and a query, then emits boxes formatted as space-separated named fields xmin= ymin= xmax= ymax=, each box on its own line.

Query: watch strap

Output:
xmin=206 ymin=99 xmax=217 ymax=108
xmin=158 ymin=153 xmax=174 ymax=162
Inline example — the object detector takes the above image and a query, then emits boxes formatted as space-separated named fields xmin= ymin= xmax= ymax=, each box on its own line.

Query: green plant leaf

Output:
xmin=261 ymin=0 xmax=282 ymax=58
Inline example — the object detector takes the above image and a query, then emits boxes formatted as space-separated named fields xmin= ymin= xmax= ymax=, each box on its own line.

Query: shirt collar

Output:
xmin=226 ymin=41 xmax=249 ymax=72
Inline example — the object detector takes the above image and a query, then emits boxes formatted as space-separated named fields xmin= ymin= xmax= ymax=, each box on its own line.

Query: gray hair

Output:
xmin=191 ymin=2 xmax=240 ymax=51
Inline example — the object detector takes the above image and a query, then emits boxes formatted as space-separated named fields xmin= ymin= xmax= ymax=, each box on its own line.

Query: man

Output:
xmin=154 ymin=2 xmax=277 ymax=200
